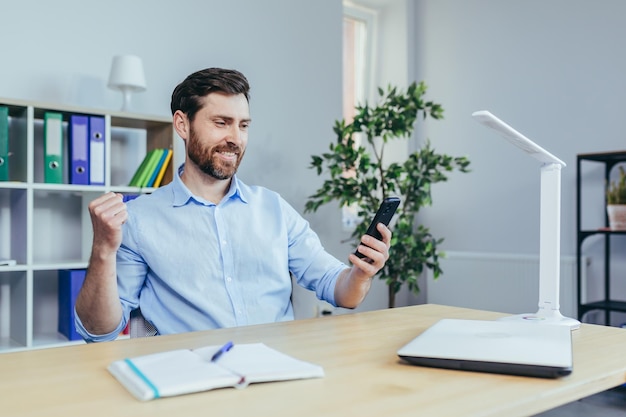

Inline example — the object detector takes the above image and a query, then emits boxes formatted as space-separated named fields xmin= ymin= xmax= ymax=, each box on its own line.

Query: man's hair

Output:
xmin=170 ymin=68 xmax=250 ymax=122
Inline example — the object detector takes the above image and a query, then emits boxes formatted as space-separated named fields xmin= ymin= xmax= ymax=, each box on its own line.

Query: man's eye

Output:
xmin=241 ymin=123 xmax=250 ymax=130
xmin=215 ymin=121 xmax=226 ymax=126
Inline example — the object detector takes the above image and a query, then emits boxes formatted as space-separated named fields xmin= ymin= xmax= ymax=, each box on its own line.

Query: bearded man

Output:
xmin=75 ymin=68 xmax=391 ymax=341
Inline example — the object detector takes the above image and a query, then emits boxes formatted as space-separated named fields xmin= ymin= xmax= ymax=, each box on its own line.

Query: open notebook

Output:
xmin=397 ymin=319 xmax=573 ymax=378
xmin=108 ymin=342 xmax=324 ymax=401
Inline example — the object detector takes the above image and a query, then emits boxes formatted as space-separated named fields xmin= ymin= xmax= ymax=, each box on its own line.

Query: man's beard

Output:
xmin=187 ymin=126 xmax=244 ymax=180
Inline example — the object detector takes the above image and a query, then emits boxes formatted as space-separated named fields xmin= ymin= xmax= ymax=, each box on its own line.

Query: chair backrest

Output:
xmin=129 ymin=308 xmax=157 ymax=338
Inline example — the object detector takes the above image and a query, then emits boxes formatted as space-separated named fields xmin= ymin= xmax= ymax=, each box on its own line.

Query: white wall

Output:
xmin=411 ymin=0 xmax=626 ymax=323
xmin=412 ymin=0 xmax=626 ymax=253
xmin=0 ymin=0 xmax=354 ymax=320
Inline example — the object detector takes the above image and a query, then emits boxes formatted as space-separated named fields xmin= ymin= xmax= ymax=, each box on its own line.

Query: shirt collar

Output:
xmin=172 ymin=163 xmax=248 ymax=207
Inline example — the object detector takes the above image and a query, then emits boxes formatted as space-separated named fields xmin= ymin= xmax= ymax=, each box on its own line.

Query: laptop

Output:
xmin=397 ymin=318 xmax=572 ymax=378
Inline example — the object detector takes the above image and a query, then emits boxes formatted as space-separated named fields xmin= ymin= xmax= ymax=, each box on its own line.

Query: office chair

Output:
xmin=129 ymin=308 xmax=157 ymax=338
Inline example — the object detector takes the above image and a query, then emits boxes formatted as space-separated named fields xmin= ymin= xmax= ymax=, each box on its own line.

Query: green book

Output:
xmin=128 ymin=150 xmax=155 ymax=187
xmin=137 ymin=149 xmax=164 ymax=188
xmin=0 ymin=106 xmax=8 ymax=181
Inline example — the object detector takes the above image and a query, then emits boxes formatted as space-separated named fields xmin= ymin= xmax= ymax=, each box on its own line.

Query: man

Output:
xmin=75 ymin=68 xmax=391 ymax=342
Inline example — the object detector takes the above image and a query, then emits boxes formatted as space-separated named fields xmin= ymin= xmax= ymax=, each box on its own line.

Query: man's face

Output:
xmin=186 ymin=92 xmax=250 ymax=180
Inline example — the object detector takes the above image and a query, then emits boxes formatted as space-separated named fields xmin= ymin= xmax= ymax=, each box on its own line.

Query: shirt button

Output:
xmin=222 ymin=240 xmax=227 ymax=246
xmin=226 ymin=277 xmax=232 ymax=282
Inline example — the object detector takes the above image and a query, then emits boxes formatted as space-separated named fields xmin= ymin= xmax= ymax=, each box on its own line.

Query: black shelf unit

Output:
xmin=576 ymin=151 xmax=626 ymax=325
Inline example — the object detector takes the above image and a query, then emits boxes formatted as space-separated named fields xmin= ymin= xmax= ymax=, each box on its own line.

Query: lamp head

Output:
xmin=472 ymin=110 xmax=565 ymax=167
xmin=108 ymin=55 xmax=146 ymax=111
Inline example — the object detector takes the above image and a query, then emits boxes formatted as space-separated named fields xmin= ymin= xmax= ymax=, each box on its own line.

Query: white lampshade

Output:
xmin=107 ymin=55 xmax=147 ymax=111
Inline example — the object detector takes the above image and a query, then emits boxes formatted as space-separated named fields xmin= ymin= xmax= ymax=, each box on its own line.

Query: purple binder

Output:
xmin=68 ymin=115 xmax=89 ymax=185
xmin=89 ymin=116 xmax=105 ymax=185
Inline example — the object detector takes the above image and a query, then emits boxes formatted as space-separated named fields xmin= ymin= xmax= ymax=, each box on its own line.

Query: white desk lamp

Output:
xmin=107 ymin=55 xmax=146 ymax=112
xmin=472 ymin=110 xmax=581 ymax=330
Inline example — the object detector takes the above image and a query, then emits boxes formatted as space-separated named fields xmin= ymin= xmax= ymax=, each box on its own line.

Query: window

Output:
xmin=343 ymin=3 xmax=376 ymax=122
xmin=342 ymin=3 xmax=376 ymax=230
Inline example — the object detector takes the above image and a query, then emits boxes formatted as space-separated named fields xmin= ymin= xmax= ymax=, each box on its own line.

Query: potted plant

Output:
xmin=607 ymin=165 xmax=626 ymax=230
xmin=305 ymin=82 xmax=470 ymax=308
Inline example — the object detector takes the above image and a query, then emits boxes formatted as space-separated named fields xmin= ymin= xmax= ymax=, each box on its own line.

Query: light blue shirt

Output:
xmin=76 ymin=165 xmax=346 ymax=342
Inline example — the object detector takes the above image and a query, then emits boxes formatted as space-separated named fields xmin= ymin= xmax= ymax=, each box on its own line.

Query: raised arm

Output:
xmin=75 ymin=192 xmax=126 ymax=335
xmin=334 ymin=223 xmax=391 ymax=308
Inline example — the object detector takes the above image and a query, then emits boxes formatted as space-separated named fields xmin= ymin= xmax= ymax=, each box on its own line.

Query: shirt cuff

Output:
xmin=74 ymin=307 xmax=126 ymax=343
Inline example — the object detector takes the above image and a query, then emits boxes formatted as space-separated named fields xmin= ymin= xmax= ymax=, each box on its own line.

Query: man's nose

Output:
xmin=227 ymin=125 xmax=245 ymax=144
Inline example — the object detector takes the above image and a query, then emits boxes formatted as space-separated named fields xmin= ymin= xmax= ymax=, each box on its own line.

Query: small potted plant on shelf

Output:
xmin=607 ymin=165 xmax=626 ymax=230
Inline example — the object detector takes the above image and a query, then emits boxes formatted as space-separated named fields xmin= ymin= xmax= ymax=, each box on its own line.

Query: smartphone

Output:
xmin=354 ymin=196 xmax=401 ymax=259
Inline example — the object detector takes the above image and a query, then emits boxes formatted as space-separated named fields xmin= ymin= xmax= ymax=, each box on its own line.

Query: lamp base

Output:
xmin=498 ymin=309 xmax=581 ymax=330
xmin=120 ymin=89 xmax=132 ymax=112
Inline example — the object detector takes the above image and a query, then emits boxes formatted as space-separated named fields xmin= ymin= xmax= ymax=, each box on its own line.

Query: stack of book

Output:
xmin=128 ymin=148 xmax=173 ymax=188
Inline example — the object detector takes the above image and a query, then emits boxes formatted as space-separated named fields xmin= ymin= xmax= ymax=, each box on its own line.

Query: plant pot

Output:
xmin=607 ymin=204 xmax=626 ymax=230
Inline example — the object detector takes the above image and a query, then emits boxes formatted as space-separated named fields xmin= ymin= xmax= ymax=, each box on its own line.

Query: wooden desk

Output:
xmin=2 ymin=304 xmax=626 ymax=417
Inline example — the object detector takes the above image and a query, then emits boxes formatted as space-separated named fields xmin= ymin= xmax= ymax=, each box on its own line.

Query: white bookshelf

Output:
xmin=0 ymin=97 xmax=175 ymax=352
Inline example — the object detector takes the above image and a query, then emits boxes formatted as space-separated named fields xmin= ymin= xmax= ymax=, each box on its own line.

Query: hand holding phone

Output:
xmin=354 ymin=197 xmax=400 ymax=259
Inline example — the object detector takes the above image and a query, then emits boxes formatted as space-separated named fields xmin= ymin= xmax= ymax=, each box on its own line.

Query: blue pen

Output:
xmin=211 ymin=341 xmax=234 ymax=362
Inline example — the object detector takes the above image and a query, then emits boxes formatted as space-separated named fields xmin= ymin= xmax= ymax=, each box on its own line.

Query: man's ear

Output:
xmin=173 ymin=110 xmax=189 ymax=141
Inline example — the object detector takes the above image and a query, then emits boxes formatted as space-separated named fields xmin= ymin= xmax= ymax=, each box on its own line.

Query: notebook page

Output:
xmin=194 ymin=343 xmax=324 ymax=384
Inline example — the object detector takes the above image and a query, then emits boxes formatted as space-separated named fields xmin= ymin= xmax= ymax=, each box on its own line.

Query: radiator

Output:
xmin=426 ymin=251 xmax=584 ymax=319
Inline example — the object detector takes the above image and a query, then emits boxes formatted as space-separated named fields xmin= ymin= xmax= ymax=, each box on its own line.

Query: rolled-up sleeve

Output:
xmin=74 ymin=309 xmax=126 ymax=343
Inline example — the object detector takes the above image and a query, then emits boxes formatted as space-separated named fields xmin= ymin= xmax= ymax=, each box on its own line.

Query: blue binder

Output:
xmin=68 ymin=115 xmax=89 ymax=185
xmin=89 ymin=116 xmax=105 ymax=185
xmin=58 ymin=269 xmax=87 ymax=341
xmin=122 ymin=194 xmax=140 ymax=202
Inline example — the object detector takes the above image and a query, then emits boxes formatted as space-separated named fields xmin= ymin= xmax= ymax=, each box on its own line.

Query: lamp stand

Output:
xmin=498 ymin=163 xmax=580 ymax=330
xmin=120 ymin=88 xmax=132 ymax=112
